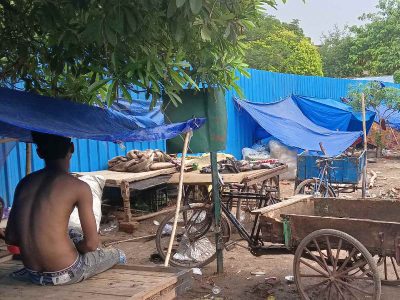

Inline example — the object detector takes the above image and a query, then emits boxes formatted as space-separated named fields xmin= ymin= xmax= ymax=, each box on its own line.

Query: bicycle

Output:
xmin=155 ymin=176 xmax=282 ymax=268
xmin=294 ymin=155 xmax=340 ymax=197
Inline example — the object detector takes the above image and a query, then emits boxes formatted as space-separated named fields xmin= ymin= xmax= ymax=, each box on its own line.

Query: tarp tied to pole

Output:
xmin=235 ymin=97 xmax=363 ymax=156
xmin=0 ymin=88 xmax=205 ymax=143
xmin=292 ymin=95 xmax=375 ymax=132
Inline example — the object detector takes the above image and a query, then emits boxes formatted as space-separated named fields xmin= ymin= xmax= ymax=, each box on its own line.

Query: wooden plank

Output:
xmin=74 ymin=168 xmax=176 ymax=187
xmin=128 ymin=175 xmax=172 ymax=191
xmin=168 ymin=166 xmax=288 ymax=185
xmin=251 ymin=194 xmax=312 ymax=215
xmin=0 ymin=262 xmax=191 ymax=300
xmin=130 ymin=276 xmax=178 ymax=300
xmin=0 ymin=138 xmax=17 ymax=144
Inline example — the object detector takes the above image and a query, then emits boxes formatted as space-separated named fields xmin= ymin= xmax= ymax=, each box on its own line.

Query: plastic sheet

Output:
xmin=269 ymin=140 xmax=297 ymax=180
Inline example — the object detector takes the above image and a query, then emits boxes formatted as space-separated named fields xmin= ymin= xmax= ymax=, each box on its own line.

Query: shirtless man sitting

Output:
xmin=5 ymin=131 xmax=125 ymax=285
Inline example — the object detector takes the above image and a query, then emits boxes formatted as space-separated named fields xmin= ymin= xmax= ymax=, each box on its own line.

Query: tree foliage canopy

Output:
xmin=244 ymin=15 xmax=323 ymax=76
xmin=320 ymin=0 xmax=400 ymax=78
xmin=0 ymin=0 xmax=279 ymax=106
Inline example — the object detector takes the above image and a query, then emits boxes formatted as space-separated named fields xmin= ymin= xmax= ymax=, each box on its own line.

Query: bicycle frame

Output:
xmin=312 ymin=158 xmax=337 ymax=197
xmin=219 ymin=188 xmax=276 ymax=250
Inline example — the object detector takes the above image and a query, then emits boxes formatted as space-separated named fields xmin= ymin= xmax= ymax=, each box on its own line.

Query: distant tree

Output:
xmin=0 ymin=0 xmax=278 ymax=106
xmin=319 ymin=26 xmax=360 ymax=78
xmin=320 ymin=0 xmax=400 ymax=78
xmin=348 ymin=81 xmax=400 ymax=156
xmin=244 ymin=15 xmax=323 ymax=76
xmin=394 ymin=70 xmax=400 ymax=84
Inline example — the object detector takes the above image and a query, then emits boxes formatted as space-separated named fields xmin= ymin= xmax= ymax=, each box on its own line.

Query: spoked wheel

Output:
xmin=183 ymin=185 xmax=210 ymax=204
xmin=294 ymin=178 xmax=336 ymax=198
xmin=294 ymin=229 xmax=381 ymax=300
xmin=260 ymin=176 xmax=281 ymax=205
xmin=155 ymin=204 xmax=231 ymax=268
xmin=365 ymin=255 xmax=400 ymax=286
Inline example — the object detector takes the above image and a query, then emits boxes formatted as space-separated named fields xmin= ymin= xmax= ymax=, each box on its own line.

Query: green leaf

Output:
xmin=106 ymin=80 xmax=117 ymax=107
xmin=124 ymin=9 xmax=137 ymax=33
xmin=88 ymin=78 xmax=111 ymax=93
xmin=167 ymin=0 xmax=177 ymax=18
xmin=200 ymin=27 xmax=211 ymax=42
xmin=104 ymin=26 xmax=117 ymax=46
xmin=176 ymin=0 xmax=186 ymax=8
xmin=189 ymin=0 xmax=202 ymax=14
xmin=120 ymin=84 xmax=133 ymax=102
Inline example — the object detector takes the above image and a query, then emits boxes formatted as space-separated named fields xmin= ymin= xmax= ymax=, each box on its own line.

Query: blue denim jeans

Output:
xmin=12 ymin=229 xmax=126 ymax=286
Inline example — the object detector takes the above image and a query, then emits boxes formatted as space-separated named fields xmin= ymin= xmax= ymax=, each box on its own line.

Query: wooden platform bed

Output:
xmin=0 ymin=258 xmax=191 ymax=300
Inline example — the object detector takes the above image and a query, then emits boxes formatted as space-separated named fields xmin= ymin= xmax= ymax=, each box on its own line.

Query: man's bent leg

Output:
xmin=68 ymin=247 xmax=126 ymax=284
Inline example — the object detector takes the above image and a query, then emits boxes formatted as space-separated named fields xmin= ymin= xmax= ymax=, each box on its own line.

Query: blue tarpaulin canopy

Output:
xmin=292 ymin=95 xmax=375 ymax=132
xmin=235 ymin=97 xmax=363 ymax=156
xmin=376 ymin=104 xmax=400 ymax=130
xmin=0 ymin=88 xmax=205 ymax=143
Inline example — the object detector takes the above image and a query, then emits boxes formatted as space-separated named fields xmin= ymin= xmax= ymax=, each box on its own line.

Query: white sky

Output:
xmin=264 ymin=0 xmax=379 ymax=44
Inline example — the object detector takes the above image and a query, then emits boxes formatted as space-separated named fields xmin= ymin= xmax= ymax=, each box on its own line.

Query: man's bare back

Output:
xmin=5 ymin=132 xmax=124 ymax=285
xmin=6 ymin=169 xmax=94 ymax=272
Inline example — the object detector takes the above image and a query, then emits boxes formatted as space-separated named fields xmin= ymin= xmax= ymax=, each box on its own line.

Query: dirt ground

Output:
xmin=100 ymin=157 xmax=400 ymax=300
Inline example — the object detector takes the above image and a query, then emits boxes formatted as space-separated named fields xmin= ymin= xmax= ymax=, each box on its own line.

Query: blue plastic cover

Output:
xmin=235 ymin=97 xmax=362 ymax=156
xmin=0 ymin=88 xmax=205 ymax=143
xmin=0 ymin=138 xmax=16 ymax=168
xmin=292 ymin=95 xmax=375 ymax=132
xmin=376 ymin=104 xmax=400 ymax=130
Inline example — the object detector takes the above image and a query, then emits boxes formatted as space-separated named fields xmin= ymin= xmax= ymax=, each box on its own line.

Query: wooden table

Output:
xmin=75 ymin=168 xmax=176 ymax=225
xmin=0 ymin=259 xmax=191 ymax=300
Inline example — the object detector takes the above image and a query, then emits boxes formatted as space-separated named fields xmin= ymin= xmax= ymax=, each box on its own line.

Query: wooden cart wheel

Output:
xmin=376 ymin=256 xmax=400 ymax=286
xmin=361 ymin=255 xmax=400 ymax=286
xmin=294 ymin=178 xmax=336 ymax=198
xmin=293 ymin=229 xmax=381 ymax=300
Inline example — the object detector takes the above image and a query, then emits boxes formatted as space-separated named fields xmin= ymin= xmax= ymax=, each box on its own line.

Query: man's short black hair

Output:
xmin=31 ymin=131 xmax=72 ymax=160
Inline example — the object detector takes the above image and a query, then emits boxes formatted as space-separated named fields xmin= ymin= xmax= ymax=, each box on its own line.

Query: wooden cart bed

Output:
xmin=0 ymin=260 xmax=191 ymax=300
xmin=167 ymin=164 xmax=288 ymax=185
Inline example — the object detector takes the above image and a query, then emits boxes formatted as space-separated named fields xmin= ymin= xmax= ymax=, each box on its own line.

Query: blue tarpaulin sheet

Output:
xmin=0 ymin=88 xmax=205 ymax=143
xmin=235 ymin=97 xmax=363 ymax=156
xmin=376 ymin=104 xmax=400 ymax=130
xmin=292 ymin=95 xmax=375 ymax=132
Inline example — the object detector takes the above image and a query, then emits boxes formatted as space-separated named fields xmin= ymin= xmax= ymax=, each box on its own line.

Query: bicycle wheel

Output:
xmin=155 ymin=204 xmax=231 ymax=268
xmin=294 ymin=178 xmax=336 ymax=197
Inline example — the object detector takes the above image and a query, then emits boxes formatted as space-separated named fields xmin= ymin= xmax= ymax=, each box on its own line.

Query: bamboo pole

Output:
xmin=0 ymin=138 xmax=17 ymax=144
xmin=164 ymin=131 xmax=192 ymax=267
xmin=361 ymin=93 xmax=368 ymax=199
xmin=26 ymin=143 xmax=32 ymax=175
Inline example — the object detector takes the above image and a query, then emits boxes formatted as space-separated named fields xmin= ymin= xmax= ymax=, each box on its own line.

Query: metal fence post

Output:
xmin=210 ymin=151 xmax=223 ymax=273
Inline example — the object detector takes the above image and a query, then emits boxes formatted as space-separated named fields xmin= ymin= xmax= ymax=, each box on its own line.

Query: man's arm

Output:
xmin=75 ymin=182 xmax=99 ymax=253
xmin=5 ymin=182 xmax=21 ymax=246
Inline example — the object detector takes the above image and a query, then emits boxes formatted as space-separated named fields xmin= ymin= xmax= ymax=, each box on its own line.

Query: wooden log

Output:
xmin=104 ymin=234 xmax=156 ymax=247
xmin=132 ymin=207 xmax=176 ymax=222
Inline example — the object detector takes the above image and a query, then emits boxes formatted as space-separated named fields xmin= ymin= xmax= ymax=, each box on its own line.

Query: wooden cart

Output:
xmin=75 ymin=168 xmax=176 ymax=230
xmin=255 ymin=197 xmax=400 ymax=299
